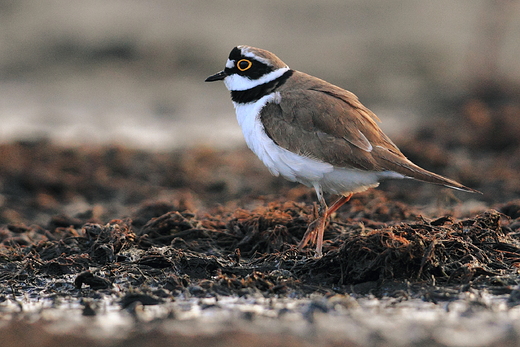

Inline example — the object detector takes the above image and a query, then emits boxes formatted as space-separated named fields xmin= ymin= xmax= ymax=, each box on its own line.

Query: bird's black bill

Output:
xmin=205 ymin=70 xmax=227 ymax=82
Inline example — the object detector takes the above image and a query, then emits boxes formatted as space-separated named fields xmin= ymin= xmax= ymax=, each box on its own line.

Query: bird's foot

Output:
xmin=298 ymin=194 xmax=352 ymax=258
xmin=298 ymin=216 xmax=326 ymax=258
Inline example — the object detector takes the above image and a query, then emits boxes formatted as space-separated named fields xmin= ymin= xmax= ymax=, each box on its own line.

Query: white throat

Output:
xmin=223 ymin=66 xmax=290 ymax=92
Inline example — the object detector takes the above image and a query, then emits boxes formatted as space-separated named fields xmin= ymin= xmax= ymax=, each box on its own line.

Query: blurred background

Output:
xmin=0 ymin=0 xmax=519 ymax=150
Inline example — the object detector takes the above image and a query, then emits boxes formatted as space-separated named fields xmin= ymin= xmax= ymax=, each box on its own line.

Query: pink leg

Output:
xmin=299 ymin=193 xmax=353 ymax=257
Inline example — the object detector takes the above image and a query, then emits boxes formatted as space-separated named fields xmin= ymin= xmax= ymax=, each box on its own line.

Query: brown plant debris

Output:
xmin=1 ymin=200 xmax=520 ymax=299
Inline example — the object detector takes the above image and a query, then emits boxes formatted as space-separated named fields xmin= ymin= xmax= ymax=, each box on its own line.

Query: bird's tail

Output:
xmin=375 ymin=148 xmax=481 ymax=194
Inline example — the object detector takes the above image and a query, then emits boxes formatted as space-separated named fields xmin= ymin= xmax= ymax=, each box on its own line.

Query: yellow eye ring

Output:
xmin=237 ymin=59 xmax=252 ymax=71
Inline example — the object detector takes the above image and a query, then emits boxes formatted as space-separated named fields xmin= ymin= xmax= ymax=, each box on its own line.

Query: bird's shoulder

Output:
xmin=262 ymin=71 xmax=399 ymax=154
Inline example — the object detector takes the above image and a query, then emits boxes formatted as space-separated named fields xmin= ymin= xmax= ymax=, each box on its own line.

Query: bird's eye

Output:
xmin=237 ymin=59 xmax=252 ymax=71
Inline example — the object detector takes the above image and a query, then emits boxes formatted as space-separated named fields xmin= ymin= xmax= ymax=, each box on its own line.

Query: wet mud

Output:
xmin=1 ymin=94 xmax=520 ymax=346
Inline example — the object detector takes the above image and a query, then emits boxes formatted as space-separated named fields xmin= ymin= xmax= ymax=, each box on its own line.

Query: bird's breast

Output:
xmin=233 ymin=93 xmax=334 ymax=185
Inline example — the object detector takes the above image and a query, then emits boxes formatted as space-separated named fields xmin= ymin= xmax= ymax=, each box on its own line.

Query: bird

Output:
xmin=205 ymin=45 xmax=479 ymax=257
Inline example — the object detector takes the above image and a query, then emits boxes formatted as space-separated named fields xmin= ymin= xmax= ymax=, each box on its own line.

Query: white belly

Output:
xmin=233 ymin=93 xmax=403 ymax=195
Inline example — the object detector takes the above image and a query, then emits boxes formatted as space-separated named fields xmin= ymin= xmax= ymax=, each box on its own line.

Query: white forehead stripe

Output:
xmin=225 ymin=59 xmax=234 ymax=69
xmin=238 ymin=46 xmax=272 ymax=66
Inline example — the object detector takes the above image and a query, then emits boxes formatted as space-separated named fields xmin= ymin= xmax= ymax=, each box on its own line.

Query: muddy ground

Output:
xmin=1 ymin=92 xmax=520 ymax=346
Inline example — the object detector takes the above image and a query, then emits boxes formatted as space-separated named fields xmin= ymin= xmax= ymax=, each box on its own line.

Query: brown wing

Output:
xmin=260 ymin=71 xmax=401 ymax=170
xmin=260 ymin=71 xmax=478 ymax=192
